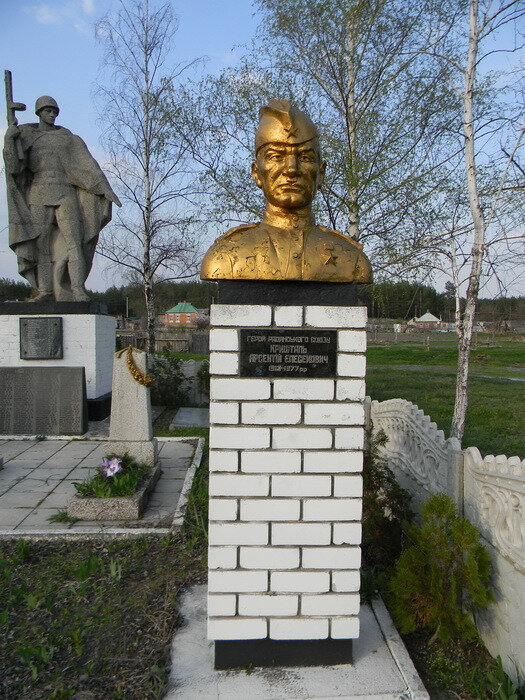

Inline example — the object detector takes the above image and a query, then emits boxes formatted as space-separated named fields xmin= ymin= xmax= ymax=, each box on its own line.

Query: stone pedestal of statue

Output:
xmin=0 ymin=301 xmax=114 ymax=435
xmin=207 ymin=281 xmax=366 ymax=669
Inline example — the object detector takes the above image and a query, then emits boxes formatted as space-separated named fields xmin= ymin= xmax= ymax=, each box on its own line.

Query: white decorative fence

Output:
xmin=369 ymin=398 xmax=525 ymax=682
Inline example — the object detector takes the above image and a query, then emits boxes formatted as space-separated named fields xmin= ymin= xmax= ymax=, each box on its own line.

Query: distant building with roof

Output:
xmin=164 ymin=301 xmax=199 ymax=327
xmin=408 ymin=310 xmax=442 ymax=330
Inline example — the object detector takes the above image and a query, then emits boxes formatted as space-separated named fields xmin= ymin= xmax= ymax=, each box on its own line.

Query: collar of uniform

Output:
xmin=262 ymin=207 xmax=316 ymax=230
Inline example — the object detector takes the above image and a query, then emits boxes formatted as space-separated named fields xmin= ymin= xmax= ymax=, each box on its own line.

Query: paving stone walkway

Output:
xmin=0 ymin=437 xmax=198 ymax=536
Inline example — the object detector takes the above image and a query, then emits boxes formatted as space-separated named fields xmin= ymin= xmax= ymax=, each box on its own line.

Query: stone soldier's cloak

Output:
xmin=3 ymin=124 xmax=119 ymax=288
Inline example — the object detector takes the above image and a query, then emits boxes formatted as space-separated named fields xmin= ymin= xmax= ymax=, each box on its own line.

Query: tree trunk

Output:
xmin=144 ymin=274 xmax=156 ymax=355
xmin=450 ymin=0 xmax=486 ymax=442
xmin=346 ymin=14 xmax=359 ymax=239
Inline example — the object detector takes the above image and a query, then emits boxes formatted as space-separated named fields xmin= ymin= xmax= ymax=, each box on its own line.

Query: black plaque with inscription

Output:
xmin=20 ymin=317 xmax=63 ymax=360
xmin=240 ymin=328 xmax=337 ymax=378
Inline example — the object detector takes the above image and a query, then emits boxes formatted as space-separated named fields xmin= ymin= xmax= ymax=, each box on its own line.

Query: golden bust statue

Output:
xmin=201 ymin=99 xmax=371 ymax=283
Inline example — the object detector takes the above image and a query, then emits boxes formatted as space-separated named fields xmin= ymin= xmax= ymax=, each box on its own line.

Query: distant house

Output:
xmin=164 ymin=301 xmax=199 ymax=327
xmin=410 ymin=310 xmax=442 ymax=330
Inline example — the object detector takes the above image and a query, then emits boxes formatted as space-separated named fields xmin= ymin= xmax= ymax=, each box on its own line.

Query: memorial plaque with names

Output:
xmin=240 ymin=328 xmax=337 ymax=378
xmin=20 ymin=317 xmax=63 ymax=360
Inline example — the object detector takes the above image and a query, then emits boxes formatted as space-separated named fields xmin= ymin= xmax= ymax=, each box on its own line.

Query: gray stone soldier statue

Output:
xmin=3 ymin=95 xmax=121 ymax=301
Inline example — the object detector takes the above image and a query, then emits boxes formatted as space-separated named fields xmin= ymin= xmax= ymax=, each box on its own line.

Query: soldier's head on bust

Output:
xmin=252 ymin=100 xmax=325 ymax=213
xmin=200 ymin=99 xmax=372 ymax=283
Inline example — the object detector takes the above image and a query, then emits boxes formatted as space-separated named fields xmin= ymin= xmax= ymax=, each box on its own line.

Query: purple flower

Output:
xmin=100 ymin=457 xmax=123 ymax=477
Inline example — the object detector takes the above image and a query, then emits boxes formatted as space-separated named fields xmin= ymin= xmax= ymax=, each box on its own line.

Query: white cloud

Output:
xmin=25 ymin=3 xmax=65 ymax=24
xmin=24 ymin=1 xmax=96 ymax=30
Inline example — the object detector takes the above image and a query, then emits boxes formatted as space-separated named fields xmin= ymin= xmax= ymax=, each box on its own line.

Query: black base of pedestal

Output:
xmin=87 ymin=392 xmax=111 ymax=421
xmin=217 ymin=280 xmax=357 ymax=306
xmin=214 ymin=638 xmax=353 ymax=670
xmin=0 ymin=301 xmax=108 ymax=315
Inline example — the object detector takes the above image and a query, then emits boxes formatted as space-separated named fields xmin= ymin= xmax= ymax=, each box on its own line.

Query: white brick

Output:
xmin=338 ymin=330 xmax=367 ymax=352
xmin=209 ymin=450 xmax=239 ymax=472
xmin=302 ymin=547 xmax=361 ymax=569
xmin=333 ymin=475 xmax=363 ymax=497
xmin=333 ymin=523 xmax=362 ymax=545
xmin=304 ymin=403 xmax=364 ymax=425
xmin=208 ymin=546 xmax=238 ymax=569
xmin=273 ymin=428 xmax=332 ymax=449
xmin=209 ymin=498 xmax=238 ymax=520
xmin=209 ymin=328 xmax=239 ymax=351
xmin=337 ymin=354 xmax=366 ymax=378
xmin=272 ymin=523 xmax=331 ymax=545
xmin=241 ymin=450 xmax=301 ymax=473
xmin=270 ymin=617 xmax=328 ymax=640
xmin=335 ymin=427 xmax=365 ymax=450
xmin=209 ymin=522 xmax=268 ymax=545
xmin=273 ymin=379 xmax=334 ymax=401
xmin=332 ymin=571 xmax=361 ymax=592
xmin=242 ymin=402 xmax=301 ymax=425
xmin=272 ymin=475 xmax=331 ymax=497
xmin=209 ymin=402 xmax=239 ymax=425
xmin=211 ymin=304 xmax=272 ymax=327
xmin=210 ymin=426 xmax=270 ymax=449
xmin=336 ymin=380 xmax=366 ymax=401
xmin=208 ymin=617 xmax=267 ymax=640
xmin=303 ymin=499 xmax=362 ymax=521
xmin=209 ymin=352 xmax=239 ymax=375
xmin=274 ymin=306 xmax=303 ymax=327
xmin=209 ymin=473 xmax=269 ymax=497
xmin=239 ymin=547 xmax=300 ymax=570
xmin=301 ymin=594 xmax=360 ymax=616
xmin=210 ymin=378 xmax=270 ymax=400
xmin=331 ymin=617 xmax=360 ymax=639
xmin=241 ymin=499 xmax=300 ymax=521
xmin=208 ymin=570 xmax=268 ymax=592
xmin=239 ymin=594 xmax=298 ymax=616
xmin=271 ymin=571 xmax=330 ymax=592
xmin=303 ymin=451 xmax=363 ymax=473
xmin=305 ymin=306 xmax=367 ymax=329
xmin=208 ymin=594 xmax=237 ymax=616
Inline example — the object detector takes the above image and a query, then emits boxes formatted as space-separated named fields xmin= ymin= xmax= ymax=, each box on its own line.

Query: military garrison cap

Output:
xmin=255 ymin=99 xmax=319 ymax=153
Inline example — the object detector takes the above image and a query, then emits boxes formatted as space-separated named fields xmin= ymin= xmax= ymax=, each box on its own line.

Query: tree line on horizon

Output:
xmin=2 ymin=277 xmax=523 ymax=325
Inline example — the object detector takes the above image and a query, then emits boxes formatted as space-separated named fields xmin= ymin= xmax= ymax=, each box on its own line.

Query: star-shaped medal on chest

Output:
xmin=321 ymin=245 xmax=338 ymax=266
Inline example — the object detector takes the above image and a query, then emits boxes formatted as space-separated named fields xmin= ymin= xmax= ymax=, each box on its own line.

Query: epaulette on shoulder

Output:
xmin=214 ymin=223 xmax=258 ymax=243
xmin=317 ymin=225 xmax=363 ymax=250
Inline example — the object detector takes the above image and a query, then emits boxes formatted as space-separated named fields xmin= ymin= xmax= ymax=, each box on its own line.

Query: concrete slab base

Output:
xmin=166 ymin=585 xmax=429 ymax=700
xmin=170 ymin=407 xmax=209 ymax=428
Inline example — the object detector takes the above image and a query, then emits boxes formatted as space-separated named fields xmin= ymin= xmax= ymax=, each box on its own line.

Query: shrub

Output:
xmin=388 ymin=493 xmax=493 ymax=643
xmin=148 ymin=350 xmax=188 ymax=408
xmin=197 ymin=359 xmax=210 ymax=402
xmin=362 ymin=428 xmax=412 ymax=572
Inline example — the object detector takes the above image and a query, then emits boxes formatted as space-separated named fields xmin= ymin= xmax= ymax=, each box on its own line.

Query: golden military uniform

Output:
xmin=201 ymin=219 xmax=371 ymax=282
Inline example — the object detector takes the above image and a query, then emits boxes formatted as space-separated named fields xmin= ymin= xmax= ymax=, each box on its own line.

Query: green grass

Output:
xmin=367 ymin=368 xmax=524 ymax=458
xmin=0 ymin=439 xmax=209 ymax=699
xmin=367 ymin=342 xmax=525 ymax=367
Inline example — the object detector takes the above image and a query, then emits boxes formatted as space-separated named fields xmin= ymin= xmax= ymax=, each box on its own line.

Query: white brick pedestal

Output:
xmin=208 ymin=303 xmax=366 ymax=669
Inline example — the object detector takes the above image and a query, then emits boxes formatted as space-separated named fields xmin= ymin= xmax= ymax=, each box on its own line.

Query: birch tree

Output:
xmin=96 ymin=0 xmax=202 ymax=353
xmin=425 ymin=0 xmax=525 ymax=440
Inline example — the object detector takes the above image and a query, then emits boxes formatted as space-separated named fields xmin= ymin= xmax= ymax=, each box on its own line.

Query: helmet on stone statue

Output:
xmin=35 ymin=96 xmax=60 ymax=116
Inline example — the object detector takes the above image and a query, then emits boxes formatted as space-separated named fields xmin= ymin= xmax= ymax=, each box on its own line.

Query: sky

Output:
xmin=0 ymin=0 xmax=258 ymax=290
xmin=0 ymin=0 xmax=523 ymax=298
